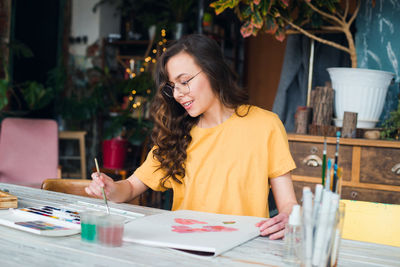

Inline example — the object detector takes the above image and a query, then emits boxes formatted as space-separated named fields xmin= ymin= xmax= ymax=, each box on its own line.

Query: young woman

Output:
xmin=86 ymin=34 xmax=297 ymax=239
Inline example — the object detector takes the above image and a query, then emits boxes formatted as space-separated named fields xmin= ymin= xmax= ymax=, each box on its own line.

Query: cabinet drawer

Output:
xmin=289 ymin=141 xmax=352 ymax=181
xmin=360 ymin=147 xmax=400 ymax=186
xmin=341 ymin=186 xmax=400 ymax=204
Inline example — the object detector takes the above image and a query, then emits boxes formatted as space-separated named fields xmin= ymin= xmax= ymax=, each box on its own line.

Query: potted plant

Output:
xmin=0 ymin=40 xmax=37 ymax=116
xmin=1 ymin=72 xmax=58 ymax=119
xmin=93 ymin=0 xmax=168 ymax=40
xmin=166 ymin=0 xmax=195 ymax=39
xmin=102 ymin=71 xmax=155 ymax=169
xmin=381 ymin=98 xmax=400 ymax=140
xmin=210 ymin=0 xmax=395 ymax=129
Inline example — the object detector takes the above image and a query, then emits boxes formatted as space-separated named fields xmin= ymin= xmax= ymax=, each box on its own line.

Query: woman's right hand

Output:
xmin=85 ymin=172 xmax=117 ymax=200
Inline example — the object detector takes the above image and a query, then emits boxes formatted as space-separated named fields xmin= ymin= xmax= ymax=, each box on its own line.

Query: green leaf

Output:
xmin=209 ymin=1 xmax=223 ymax=15
xmin=264 ymin=16 xmax=278 ymax=34
xmin=260 ymin=0 xmax=272 ymax=16
xmin=381 ymin=100 xmax=400 ymax=140
xmin=241 ymin=5 xmax=253 ymax=19
xmin=240 ymin=20 xmax=254 ymax=38
xmin=21 ymin=81 xmax=54 ymax=110
xmin=251 ymin=9 xmax=263 ymax=29
xmin=0 ymin=79 xmax=9 ymax=111
xmin=274 ymin=27 xmax=286 ymax=42
xmin=210 ymin=0 xmax=238 ymax=15
xmin=227 ymin=0 xmax=241 ymax=8
xmin=10 ymin=40 xmax=34 ymax=59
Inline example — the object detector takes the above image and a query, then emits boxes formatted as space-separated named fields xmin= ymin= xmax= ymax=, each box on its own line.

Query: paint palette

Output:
xmin=17 ymin=206 xmax=81 ymax=225
xmin=0 ymin=206 xmax=81 ymax=236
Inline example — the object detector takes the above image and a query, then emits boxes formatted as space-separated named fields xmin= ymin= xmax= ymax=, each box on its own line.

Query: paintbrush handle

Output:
xmin=101 ymin=187 xmax=110 ymax=214
xmin=322 ymin=138 xmax=327 ymax=186
xmin=322 ymin=154 xmax=326 ymax=186
xmin=332 ymin=132 xmax=341 ymax=193
xmin=94 ymin=158 xmax=110 ymax=214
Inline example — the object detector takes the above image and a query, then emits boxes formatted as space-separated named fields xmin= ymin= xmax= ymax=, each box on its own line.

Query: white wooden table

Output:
xmin=0 ymin=183 xmax=399 ymax=267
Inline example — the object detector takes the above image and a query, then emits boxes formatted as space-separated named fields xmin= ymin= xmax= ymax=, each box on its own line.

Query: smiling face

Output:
xmin=165 ymin=51 xmax=222 ymax=119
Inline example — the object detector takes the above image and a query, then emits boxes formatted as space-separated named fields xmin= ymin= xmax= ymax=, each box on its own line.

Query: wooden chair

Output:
xmin=41 ymin=178 xmax=141 ymax=205
xmin=41 ymin=179 xmax=92 ymax=198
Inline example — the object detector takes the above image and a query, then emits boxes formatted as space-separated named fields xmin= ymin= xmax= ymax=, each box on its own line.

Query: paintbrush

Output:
xmin=332 ymin=131 xmax=341 ymax=193
xmin=321 ymin=137 xmax=327 ymax=186
xmin=336 ymin=167 xmax=343 ymax=196
xmin=325 ymin=158 xmax=332 ymax=190
xmin=94 ymin=158 xmax=110 ymax=214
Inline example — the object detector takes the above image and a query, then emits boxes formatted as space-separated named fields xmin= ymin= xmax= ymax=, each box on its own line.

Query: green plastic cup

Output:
xmin=80 ymin=211 xmax=105 ymax=242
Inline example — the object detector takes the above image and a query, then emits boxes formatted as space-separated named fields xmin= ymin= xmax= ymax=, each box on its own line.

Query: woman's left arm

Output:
xmin=256 ymin=172 xmax=298 ymax=239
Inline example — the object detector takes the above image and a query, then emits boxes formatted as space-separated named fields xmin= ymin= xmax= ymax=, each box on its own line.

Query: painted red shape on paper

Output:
xmin=202 ymin=226 xmax=237 ymax=232
xmin=174 ymin=218 xmax=207 ymax=225
xmin=172 ymin=225 xmax=207 ymax=233
xmin=171 ymin=224 xmax=238 ymax=233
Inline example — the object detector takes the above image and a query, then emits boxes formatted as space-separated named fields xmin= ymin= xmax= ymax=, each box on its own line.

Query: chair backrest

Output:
xmin=0 ymin=118 xmax=58 ymax=187
xmin=42 ymin=179 xmax=92 ymax=197
xmin=41 ymin=178 xmax=141 ymax=205
xmin=341 ymin=199 xmax=400 ymax=247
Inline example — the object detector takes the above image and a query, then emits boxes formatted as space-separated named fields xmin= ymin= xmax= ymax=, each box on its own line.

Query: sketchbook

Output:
xmin=123 ymin=210 xmax=264 ymax=257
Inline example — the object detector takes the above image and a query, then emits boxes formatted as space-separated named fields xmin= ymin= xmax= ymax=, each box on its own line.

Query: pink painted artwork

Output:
xmin=202 ymin=226 xmax=237 ymax=232
xmin=174 ymin=218 xmax=207 ymax=225
xmin=172 ymin=225 xmax=206 ymax=233
xmin=172 ymin=219 xmax=238 ymax=233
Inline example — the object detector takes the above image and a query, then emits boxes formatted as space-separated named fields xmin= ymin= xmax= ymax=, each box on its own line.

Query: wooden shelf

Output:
xmin=106 ymin=40 xmax=152 ymax=45
xmin=288 ymin=133 xmax=400 ymax=148
xmin=59 ymin=131 xmax=87 ymax=179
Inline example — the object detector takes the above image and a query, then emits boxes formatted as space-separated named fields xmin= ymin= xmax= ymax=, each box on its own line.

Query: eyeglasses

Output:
xmin=162 ymin=71 xmax=202 ymax=98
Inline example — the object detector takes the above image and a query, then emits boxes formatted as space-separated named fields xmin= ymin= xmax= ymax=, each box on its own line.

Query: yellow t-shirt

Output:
xmin=134 ymin=105 xmax=296 ymax=218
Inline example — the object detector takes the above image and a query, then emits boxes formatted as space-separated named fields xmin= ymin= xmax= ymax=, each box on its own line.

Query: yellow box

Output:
xmin=341 ymin=199 xmax=400 ymax=247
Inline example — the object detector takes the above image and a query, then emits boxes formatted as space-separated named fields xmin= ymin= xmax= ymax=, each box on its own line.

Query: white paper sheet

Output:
xmin=123 ymin=210 xmax=264 ymax=257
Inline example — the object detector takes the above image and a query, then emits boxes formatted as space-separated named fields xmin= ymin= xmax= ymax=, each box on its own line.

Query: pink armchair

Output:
xmin=0 ymin=118 xmax=59 ymax=187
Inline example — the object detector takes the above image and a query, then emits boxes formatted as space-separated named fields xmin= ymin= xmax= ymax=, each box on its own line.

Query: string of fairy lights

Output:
xmin=124 ymin=29 xmax=168 ymax=112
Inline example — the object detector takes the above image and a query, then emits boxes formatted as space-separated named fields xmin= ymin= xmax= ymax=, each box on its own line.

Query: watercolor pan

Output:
xmin=0 ymin=207 xmax=81 ymax=236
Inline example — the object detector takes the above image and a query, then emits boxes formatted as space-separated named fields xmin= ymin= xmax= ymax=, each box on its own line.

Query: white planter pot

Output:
xmin=173 ymin=22 xmax=185 ymax=40
xmin=148 ymin=25 xmax=156 ymax=40
xmin=327 ymin=67 xmax=394 ymax=129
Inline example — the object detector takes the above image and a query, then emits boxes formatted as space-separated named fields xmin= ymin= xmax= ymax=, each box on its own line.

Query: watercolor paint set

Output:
xmin=16 ymin=206 xmax=81 ymax=224
xmin=0 ymin=206 xmax=81 ymax=236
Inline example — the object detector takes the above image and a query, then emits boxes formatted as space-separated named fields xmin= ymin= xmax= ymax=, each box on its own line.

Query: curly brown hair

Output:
xmin=150 ymin=34 xmax=249 ymax=187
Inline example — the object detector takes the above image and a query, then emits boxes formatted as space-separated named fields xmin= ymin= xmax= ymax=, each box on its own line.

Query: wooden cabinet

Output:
xmin=288 ymin=134 xmax=400 ymax=204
